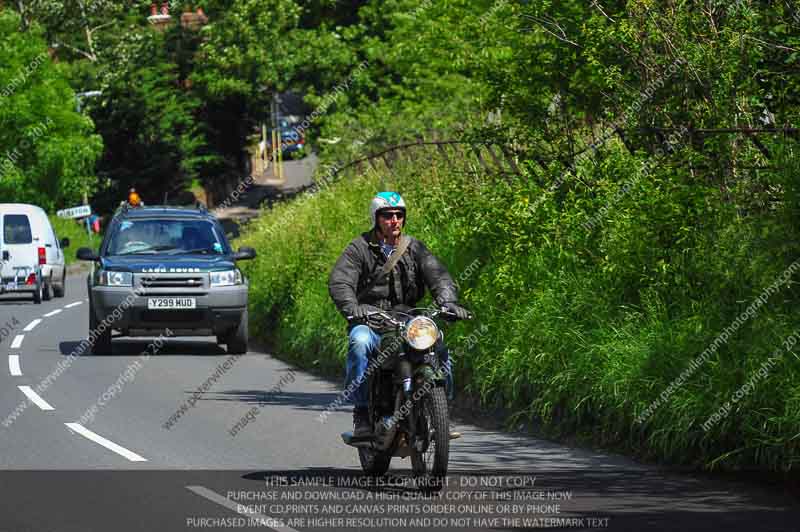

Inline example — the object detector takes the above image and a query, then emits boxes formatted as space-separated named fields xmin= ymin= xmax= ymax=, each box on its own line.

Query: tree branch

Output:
xmin=743 ymin=35 xmax=800 ymax=52
xmin=89 ymin=20 xmax=116 ymax=34
xmin=521 ymin=14 xmax=581 ymax=48
xmin=52 ymin=39 xmax=95 ymax=62
xmin=591 ymin=0 xmax=615 ymax=23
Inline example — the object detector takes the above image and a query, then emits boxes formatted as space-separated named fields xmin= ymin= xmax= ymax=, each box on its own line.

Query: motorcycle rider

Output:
xmin=328 ymin=192 xmax=470 ymax=437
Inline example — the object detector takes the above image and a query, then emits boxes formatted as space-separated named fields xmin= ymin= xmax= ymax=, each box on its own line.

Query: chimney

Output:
xmin=181 ymin=5 xmax=209 ymax=30
xmin=148 ymin=1 xmax=174 ymax=31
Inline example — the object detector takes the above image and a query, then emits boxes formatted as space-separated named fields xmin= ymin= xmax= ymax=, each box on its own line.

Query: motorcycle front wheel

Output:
xmin=411 ymin=386 xmax=449 ymax=483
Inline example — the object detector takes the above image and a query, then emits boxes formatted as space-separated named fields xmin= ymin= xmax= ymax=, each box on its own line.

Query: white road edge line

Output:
xmin=10 ymin=335 xmax=24 ymax=349
xmin=18 ymin=385 xmax=54 ymax=411
xmin=186 ymin=486 xmax=297 ymax=532
xmin=8 ymin=355 xmax=21 ymax=376
xmin=43 ymin=309 xmax=62 ymax=317
xmin=23 ymin=319 xmax=42 ymax=332
xmin=64 ymin=301 xmax=83 ymax=308
xmin=64 ymin=423 xmax=148 ymax=462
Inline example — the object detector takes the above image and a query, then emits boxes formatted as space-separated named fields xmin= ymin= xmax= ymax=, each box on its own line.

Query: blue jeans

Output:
xmin=345 ymin=325 xmax=454 ymax=409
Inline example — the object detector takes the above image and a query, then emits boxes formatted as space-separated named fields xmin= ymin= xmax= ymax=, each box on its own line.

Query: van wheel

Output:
xmin=42 ymin=281 xmax=52 ymax=301
xmin=225 ymin=308 xmax=248 ymax=354
xmin=53 ymin=271 xmax=65 ymax=298
xmin=32 ymin=281 xmax=43 ymax=304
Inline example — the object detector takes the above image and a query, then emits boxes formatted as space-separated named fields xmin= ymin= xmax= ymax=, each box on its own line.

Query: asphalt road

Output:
xmin=0 ymin=273 xmax=797 ymax=531
xmin=216 ymin=154 xmax=319 ymax=237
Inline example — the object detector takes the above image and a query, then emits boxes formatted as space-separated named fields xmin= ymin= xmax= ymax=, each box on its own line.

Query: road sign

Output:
xmin=57 ymin=205 xmax=92 ymax=219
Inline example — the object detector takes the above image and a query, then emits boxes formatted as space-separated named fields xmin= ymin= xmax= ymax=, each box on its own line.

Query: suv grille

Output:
xmin=140 ymin=276 xmax=205 ymax=288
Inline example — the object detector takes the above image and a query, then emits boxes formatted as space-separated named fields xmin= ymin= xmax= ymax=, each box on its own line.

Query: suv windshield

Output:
xmin=106 ymin=218 xmax=229 ymax=256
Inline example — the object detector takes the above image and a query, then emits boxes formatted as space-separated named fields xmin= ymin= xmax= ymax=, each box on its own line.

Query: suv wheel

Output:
xmin=224 ymin=308 xmax=248 ymax=354
xmin=89 ymin=302 xmax=112 ymax=355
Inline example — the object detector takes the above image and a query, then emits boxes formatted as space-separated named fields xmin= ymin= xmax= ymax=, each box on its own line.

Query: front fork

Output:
xmin=397 ymin=357 xmax=417 ymax=443
xmin=370 ymin=340 xmax=450 ymax=448
xmin=399 ymin=360 xmax=445 ymax=449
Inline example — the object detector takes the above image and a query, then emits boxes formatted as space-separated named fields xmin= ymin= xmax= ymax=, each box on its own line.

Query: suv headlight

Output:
xmin=405 ymin=316 xmax=439 ymax=351
xmin=98 ymin=270 xmax=133 ymax=287
xmin=210 ymin=269 xmax=242 ymax=287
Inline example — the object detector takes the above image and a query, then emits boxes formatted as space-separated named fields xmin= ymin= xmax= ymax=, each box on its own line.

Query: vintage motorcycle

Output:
xmin=342 ymin=306 xmax=471 ymax=483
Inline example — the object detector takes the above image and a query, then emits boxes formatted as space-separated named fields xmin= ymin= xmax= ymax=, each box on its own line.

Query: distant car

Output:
xmin=76 ymin=204 xmax=256 ymax=355
xmin=269 ymin=118 xmax=306 ymax=158
xmin=0 ymin=203 xmax=70 ymax=303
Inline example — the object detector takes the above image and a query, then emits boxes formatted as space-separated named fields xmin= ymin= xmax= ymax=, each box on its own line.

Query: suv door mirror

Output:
xmin=2 ymin=250 xmax=8 ymax=261
xmin=60 ymin=237 xmax=70 ymax=248
xmin=76 ymin=247 xmax=99 ymax=261
xmin=232 ymin=246 xmax=256 ymax=261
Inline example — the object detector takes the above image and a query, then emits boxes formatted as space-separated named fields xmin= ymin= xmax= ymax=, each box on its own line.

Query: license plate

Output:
xmin=147 ymin=297 xmax=196 ymax=309
xmin=5 ymin=282 xmax=17 ymax=291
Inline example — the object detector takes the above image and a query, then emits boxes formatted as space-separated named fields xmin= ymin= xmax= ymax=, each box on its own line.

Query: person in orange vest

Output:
xmin=127 ymin=187 xmax=143 ymax=207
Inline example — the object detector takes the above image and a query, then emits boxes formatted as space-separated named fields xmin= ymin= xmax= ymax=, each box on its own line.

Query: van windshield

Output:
xmin=3 ymin=215 xmax=33 ymax=244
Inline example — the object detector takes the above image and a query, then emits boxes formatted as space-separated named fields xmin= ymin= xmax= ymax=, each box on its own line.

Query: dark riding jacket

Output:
xmin=328 ymin=230 xmax=458 ymax=321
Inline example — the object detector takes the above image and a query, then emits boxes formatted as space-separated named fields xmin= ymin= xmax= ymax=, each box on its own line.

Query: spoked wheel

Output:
xmin=410 ymin=387 xmax=449 ymax=487
xmin=358 ymin=447 xmax=391 ymax=477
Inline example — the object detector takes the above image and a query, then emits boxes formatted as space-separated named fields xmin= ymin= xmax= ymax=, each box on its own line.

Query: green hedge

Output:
xmin=238 ymin=144 xmax=800 ymax=472
xmin=49 ymin=215 xmax=102 ymax=265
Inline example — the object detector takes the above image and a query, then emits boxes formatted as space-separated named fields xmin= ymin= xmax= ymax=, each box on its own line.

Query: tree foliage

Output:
xmin=0 ymin=9 xmax=101 ymax=210
xmin=88 ymin=27 xmax=209 ymax=210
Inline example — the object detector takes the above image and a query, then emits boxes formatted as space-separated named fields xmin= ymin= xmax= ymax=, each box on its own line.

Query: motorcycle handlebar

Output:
xmin=346 ymin=307 xmax=473 ymax=323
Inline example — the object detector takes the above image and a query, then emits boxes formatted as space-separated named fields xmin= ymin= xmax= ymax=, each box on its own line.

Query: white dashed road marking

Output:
xmin=64 ymin=301 xmax=82 ymax=308
xmin=10 ymin=335 xmax=24 ymax=349
xmin=18 ymin=385 xmax=54 ymax=411
xmin=8 ymin=355 xmax=21 ymax=376
xmin=23 ymin=319 xmax=41 ymax=331
xmin=64 ymin=423 xmax=148 ymax=462
xmin=186 ymin=486 xmax=298 ymax=532
xmin=43 ymin=309 xmax=62 ymax=317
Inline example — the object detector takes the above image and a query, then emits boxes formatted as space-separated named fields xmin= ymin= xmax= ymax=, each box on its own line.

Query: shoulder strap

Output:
xmin=357 ymin=235 xmax=411 ymax=300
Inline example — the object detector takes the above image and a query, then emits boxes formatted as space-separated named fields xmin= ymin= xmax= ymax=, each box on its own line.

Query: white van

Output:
xmin=0 ymin=204 xmax=69 ymax=303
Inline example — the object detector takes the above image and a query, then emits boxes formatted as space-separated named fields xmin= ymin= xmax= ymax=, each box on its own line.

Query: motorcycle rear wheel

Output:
xmin=359 ymin=448 xmax=391 ymax=477
xmin=411 ymin=386 xmax=449 ymax=483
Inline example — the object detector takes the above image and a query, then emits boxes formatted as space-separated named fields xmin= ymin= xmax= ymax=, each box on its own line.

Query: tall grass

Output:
xmin=238 ymin=142 xmax=800 ymax=472
xmin=49 ymin=215 xmax=102 ymax=265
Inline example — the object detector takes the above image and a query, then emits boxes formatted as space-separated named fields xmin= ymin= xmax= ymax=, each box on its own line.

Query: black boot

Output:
xmin=353 ymin=407 xmax=370 ymax=438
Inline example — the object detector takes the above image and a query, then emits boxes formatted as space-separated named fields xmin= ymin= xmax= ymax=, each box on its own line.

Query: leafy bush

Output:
xmin=239 ymin=139 xmax=800 ymax=472
xmin=48 ymin=215 xmax=102 ymax=265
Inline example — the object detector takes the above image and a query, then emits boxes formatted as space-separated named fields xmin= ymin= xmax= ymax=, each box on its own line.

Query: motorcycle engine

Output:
xmin=374 ymin=415 xmax=397 ymax=450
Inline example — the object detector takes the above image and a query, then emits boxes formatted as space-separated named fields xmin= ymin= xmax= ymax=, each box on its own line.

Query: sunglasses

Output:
xmin=379 ymin=210 xmax=405 ymax=220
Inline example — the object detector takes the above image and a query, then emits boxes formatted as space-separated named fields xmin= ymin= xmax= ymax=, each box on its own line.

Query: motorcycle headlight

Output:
xmin=405 ymin=316 xmax=439 ymax=351
xmin=210 ymin=269 xmax=242 ymax=287
xmin=98 ymin=270 xmax=133 ymax=287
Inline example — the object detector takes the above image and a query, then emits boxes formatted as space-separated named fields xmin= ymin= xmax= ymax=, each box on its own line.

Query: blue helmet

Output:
xmin=369 ymin=191 xmax=406 ymax=227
